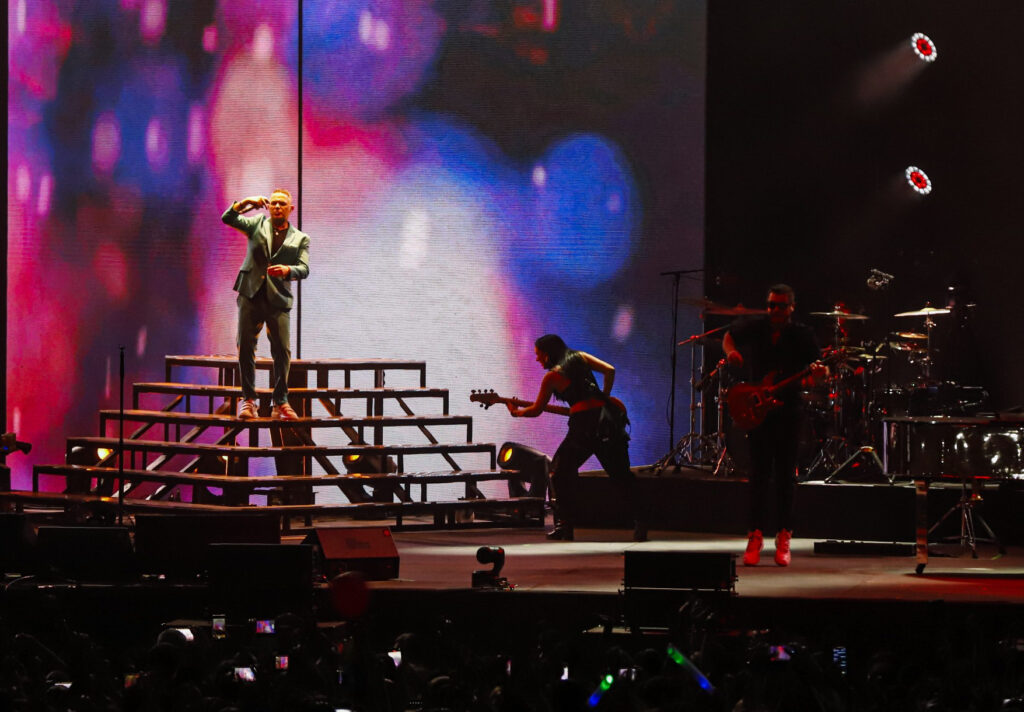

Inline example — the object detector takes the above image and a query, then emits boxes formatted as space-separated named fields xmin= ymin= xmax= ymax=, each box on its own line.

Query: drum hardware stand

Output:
xmin=922 ymin=316 xmax=936 ymax=382
xmin=823 ymin=445 xmax=892 ymax=484
xmin=710 ymin=362 xmax=735 ymax=476
xmin=804 ymin=356 xmax=855 ymax=481
xmin=802 ymin=309 xmax=868 ymax=481
xmin=660 ymin=268 xmax=705 ymax=452
xmin=804 ymin=435 xmax=851 ymax=481
xmin=927 ymin=479 xmax=1005 ymax=558
xmin=653 ymin=327 xmax=726 ymax=473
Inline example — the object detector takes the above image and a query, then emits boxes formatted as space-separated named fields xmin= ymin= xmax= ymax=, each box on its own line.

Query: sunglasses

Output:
xmin=767 ymin=302 xmax=791 ymax=310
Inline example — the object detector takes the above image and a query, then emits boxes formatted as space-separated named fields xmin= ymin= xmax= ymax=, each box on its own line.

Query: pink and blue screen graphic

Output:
xmin=7 ymin=0 xmax=706 ymax=491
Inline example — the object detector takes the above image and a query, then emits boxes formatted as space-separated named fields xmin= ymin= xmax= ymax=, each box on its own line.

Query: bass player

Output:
xmin=722 ymin=284 xmax=826 ymax=566
xmin=506 ymin=334 xmax=648 ymax=542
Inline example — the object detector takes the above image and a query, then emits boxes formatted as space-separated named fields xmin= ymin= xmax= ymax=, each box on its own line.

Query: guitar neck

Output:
xmin=500 ymin=396 xmax=571 ymax=417
xmin=768 ymin=367 xmax=814 ymax=394
xmin=767 ymin=354 xmax=836 ymax=394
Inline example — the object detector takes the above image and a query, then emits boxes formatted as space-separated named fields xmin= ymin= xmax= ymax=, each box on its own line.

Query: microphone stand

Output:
xmin=660 ymin=268 xmax=704 ymax=451
xmin=652 ymin=325 xmax=728 ymax=474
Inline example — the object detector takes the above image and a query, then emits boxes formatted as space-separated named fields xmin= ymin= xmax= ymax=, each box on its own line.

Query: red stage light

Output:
xmin=911 ymin=33 xmax=937 ymax=63
xmin=905 ymin=166 xmax=933 ymax=195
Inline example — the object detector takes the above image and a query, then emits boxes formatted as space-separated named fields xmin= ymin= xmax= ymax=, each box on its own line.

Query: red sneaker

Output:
xmin=272 ymin=403 xmax=299 ymax=420
xmin=775 ymin=529 xmax=792 ymax=567
xmin=743 ymin=529 xmax=763 ymax=566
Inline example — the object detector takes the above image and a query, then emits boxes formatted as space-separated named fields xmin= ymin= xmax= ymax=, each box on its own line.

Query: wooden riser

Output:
xmin=0 ymin=490 xmax=546 ymax=532
xmin=35 ymin=464 xmax=527 ymax=488
xmin=166 ymin=355 xmax=427 ymax=387
xmin=68 ymin=436 xmax=497 ymax=461
xmin=100 ymin=409 xmax=473 ymax=435
xmin=29 ymin=354 xmax=521 ymax=532
xmin=133 ymin=383 xmax=451 ymax=413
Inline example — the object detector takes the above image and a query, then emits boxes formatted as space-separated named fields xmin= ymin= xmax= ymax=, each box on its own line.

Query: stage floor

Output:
xmin=357 ymin=524 xmax=1024 ymax=605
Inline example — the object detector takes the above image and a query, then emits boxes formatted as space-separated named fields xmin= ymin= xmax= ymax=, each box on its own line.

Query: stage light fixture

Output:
xmin=343 ymin=452 xmax=383 ymax=475
xmin=0 ymin=433 xmax=31 ymax=456
xmin=476 ymin=546 xmax=505 ymax=574
xmin=911 ymin=33 xmax=937 ymax=63
xmin=472 ymin=546 xmax=512 ymax=589
xmin=905 ymin=166 xmax=933 ymax=195
xmin=67 ymin=445 xmax=100 ymax=466
xmin=497 ymin=442 xmax=551 ymax=498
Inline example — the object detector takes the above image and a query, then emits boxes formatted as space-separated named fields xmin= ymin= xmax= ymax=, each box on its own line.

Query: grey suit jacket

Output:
xmin=221 ymin=206 xmax=310 ymax=310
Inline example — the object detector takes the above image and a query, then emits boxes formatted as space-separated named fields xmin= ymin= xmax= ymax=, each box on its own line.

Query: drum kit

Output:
xmin=653 ymin=297 xmax=989 ymax=479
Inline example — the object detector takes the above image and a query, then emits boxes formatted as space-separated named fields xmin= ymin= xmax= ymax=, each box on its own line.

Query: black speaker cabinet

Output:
xmin=623 ymin=551 xmax=736 ymax=629
xmin=207 ymin=543 xmax=313 ymax=618
xmin=304 ymin=526 xmax=399 ymax=581
xmin=135 ymin=513 xmax=280 ymax=579
xmin=36 ymin=525 xmax=136 ymax=582
xmin=624 ymin=551 xmax=736 ymax=594
xmin=0 ymin=513 xmax=35 ymax=575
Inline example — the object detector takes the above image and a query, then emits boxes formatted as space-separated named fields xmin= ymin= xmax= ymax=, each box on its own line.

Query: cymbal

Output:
xmin=894 ymin=331 xmax=927 ymax=340
xmin=890 ymin=343 xmax=927 ymax=353
xmin=679 ymin=297 xmax=767 ymax=316
xmin=809 ymin=310 xmax=870 ymax=320
xmin=894 ymin=306 xmax=950 ymax=317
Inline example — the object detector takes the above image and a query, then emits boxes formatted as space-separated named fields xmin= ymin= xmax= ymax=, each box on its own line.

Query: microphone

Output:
xmin=867 ymin=268 xmax=894 ymax=291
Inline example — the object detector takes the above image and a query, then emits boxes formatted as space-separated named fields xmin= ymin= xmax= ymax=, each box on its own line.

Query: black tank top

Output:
xmin=552 ymin=351 xmax=601 ymax=406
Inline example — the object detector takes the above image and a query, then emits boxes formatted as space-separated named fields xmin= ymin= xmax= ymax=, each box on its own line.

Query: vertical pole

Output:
xmin=118 ymin=346 xmax=125 ymax=525
xmin=1 ymin=173 xmax=7 ymax=456
xmin=668 ymin=273 xmax=680 ymax=449
xmin=296 ymin=0 xmax=304 ymax=360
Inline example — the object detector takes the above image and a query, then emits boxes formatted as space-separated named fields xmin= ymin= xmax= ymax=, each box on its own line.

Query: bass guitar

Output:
xmin=726 ymin=350 xmax=844 ymax=430
xmin=469 ymin=389 xmax=627 ymax=418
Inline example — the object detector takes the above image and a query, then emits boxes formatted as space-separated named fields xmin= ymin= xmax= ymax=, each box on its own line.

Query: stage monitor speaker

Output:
xmin=207 ymin=543 xmax=313 ymax=618
xmin=304 ymin=526 xmax=399 ymax=581
xmin=36 ymin=525 xmax=136 ymax=582
xmin=623 ymin=551 xmax=736 ymax=630
xmin=0 ymin=513 xmax=36 ymax=575
xmin=624 ymin=551 xmax=736 ymax=594
xmin=135 ymin=513 xmax=280 ymax=580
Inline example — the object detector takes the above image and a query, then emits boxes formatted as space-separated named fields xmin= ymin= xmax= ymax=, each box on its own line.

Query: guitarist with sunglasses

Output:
xmin=722 ymin=284 xmax=827 ymax=567
xmin=506 ymin=334 xmax=647 ymax=542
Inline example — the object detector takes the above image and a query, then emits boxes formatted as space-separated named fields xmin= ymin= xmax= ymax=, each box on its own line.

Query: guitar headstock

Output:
xmin=470 ymin=389 xmax=501 ymax=409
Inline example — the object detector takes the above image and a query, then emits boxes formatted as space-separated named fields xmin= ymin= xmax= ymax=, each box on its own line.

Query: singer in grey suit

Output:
xmin=221 ymin=189 xmax=310 ymax=420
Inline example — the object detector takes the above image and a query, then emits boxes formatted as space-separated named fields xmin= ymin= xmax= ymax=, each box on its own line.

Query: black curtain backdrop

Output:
xmin=706 ymin=1 xmax=1024 ymax=409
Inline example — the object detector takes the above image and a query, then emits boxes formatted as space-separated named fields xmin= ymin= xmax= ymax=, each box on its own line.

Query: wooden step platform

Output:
xmin=166 ymin=355 xmax=427 ymax=387
xmin=0 ymin=490 xmax=545 ymax=532
xmin=100 ymin=410 xmax=474 ymax=439
xmin=3 ymin=353 xmax=542 ymax=533
xmin=67 ymin=436 xmax=498 ymax=468
xmin=133 ymin=383 xmax=451 ymax=413
xmin=33 ymin=464 xmax=531 ymax=506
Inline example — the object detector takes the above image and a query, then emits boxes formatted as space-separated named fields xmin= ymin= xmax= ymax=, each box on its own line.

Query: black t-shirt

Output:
xmin=728 ymin=317 xmax=820 ymax=408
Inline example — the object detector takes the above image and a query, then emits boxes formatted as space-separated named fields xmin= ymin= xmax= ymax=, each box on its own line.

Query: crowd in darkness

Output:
xmin=3 ymin=590 xmax=1024 ymax=712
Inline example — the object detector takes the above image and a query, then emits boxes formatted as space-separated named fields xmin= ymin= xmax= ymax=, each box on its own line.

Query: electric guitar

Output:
xmin=726 ymin=350 xmax=845 ymax=430
xmin=469 ymin=389 xmax=627 ymax=418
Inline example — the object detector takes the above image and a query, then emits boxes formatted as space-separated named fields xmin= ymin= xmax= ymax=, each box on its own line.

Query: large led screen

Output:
xmin=7 ymin=0 xmax=706 ymax=494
